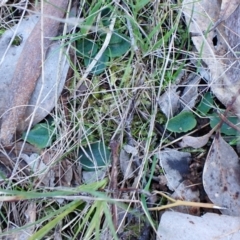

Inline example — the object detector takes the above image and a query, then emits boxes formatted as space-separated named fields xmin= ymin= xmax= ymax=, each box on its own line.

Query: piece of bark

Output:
xmin=0 ymin=0 xmax=68 ymax=145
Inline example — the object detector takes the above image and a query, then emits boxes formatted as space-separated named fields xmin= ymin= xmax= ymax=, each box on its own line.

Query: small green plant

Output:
xmin=78 ymin=141 xmax=111 ymax=171
xmin=12 ymin=35 xmax=22 ymax=46
xmin=76 ymin=31 xmax=131 ymax=75
xmin=0 ymin=28 xmax=6 ymax=36
xmin=22 ymin=122 xmax=56 ymax=149
xmin=166 ymin=92 xmax=238 ymax=136
xmin=166 ymin=111 xmax=197 ymax=133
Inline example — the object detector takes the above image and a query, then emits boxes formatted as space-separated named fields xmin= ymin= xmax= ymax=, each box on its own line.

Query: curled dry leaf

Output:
xmin=158 ymin=85 xmax=180 ymax=118
xmin=181 ymin=74 xmax=201 ymax=111
xmin=119 ymin=145 xmax=136 ymax=180
xmin=179 ymin=131 xmax=212 ymax=148
xmin=0 ymin=0 xmax=69 ymax=144
xmin=203 ymin=133 xmax=240 ymax=216
xmin=182 ymin=0 xmax=240 ymax=116
xmin=21 ymin=153 xmax=54 ymax=186
xmin=159 ymin=71 xmax=202 ymax=118
xmin=82 ymin=169 xmax=107 ymax=184
xmin=21 ymin=153 xmax=46 ymax=174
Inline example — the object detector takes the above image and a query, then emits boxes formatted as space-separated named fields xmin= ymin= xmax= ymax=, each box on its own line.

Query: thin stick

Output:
xmin=109 ymin=138 xmax=120 ymax=230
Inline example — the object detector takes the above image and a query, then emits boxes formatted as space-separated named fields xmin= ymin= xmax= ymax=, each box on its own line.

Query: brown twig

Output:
xmin=109 ymin=138 xmax=120 ymax=230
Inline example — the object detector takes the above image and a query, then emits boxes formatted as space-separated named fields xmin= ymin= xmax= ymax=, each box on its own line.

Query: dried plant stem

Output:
xmin=148 ymin=191 xmax=225 ymax=211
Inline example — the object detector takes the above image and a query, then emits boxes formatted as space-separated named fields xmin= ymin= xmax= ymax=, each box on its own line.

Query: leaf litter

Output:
xmin=203 ymin=132 xmax=240 ymax=216
xmin=154 ymin=1 xmax=240 ymax=237
xmin=181 ymin=0 xmax=240 ymax=212
xmin=1 ymin=0 xmax=240 ymax=238
xmin=182 ymin=0 xmax=240 ymax=115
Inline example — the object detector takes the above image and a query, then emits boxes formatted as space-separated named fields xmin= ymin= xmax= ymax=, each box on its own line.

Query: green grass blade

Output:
xmin=84 ymin=201 xmax=104 ymax=239
xmin=103 ymin=202 xmax=119 ymax=240
xmin=28 ymin=200 xmax=83 ymax=240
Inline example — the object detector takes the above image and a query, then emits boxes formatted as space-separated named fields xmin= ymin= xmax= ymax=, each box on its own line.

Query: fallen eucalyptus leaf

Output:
xmin=203 ymin=133 xmax=240 ymax=216
xmin=0 ymin=1 xmax=69 ymax=144
xmin=20 ymin=153 xmax=45 ymax=173
xmin=179 ymin=133 xmax=211 ymax=148
xmin=123 ymin=145 xmax=138 ymax=156
xmin=0 ymin=16 xmax=69 ymax=129
xmin=59 ymin=159 xmax=73 ymax=187
xmin=82 ymin=169 xmax=107 ymax=184
xmin=25 ymin=43 xmax=69 ymax=127
xmin=157 ymin=70 xmax=186 ymax=118
xmin=20 ymin=153 xmax=54 ymax=186
xmin=212 ymin=0 xmax=240 ymax=30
